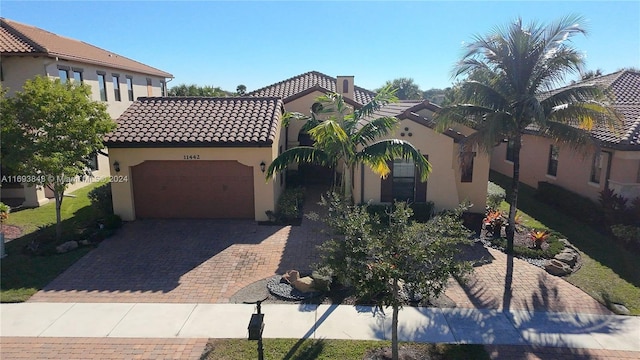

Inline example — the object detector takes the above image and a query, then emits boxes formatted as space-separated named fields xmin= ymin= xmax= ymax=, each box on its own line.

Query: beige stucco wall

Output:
xmin=108 ymin=147 xmax=277 ymax=221
xmin=1 ymin=55 xmax=168 ymax=206
xmin=489 ymin=134 xmax=636 ymax=201
xmin=354 ymin=118 xmax=488 ymax=213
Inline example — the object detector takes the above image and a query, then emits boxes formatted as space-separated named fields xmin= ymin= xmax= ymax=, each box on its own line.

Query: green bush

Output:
xmin=535 ymin=182 xmax=602 ymax=225
xmin=102 ymin=214 xmax=122 ymax=230
xmin=611 ymin=224 xmax=640 ymax=247
xmin=366 ymin=202 xmax=434 ymax=224
xmin=487 ymin=182 xmax=506 ymax=210
xmin=88 ymin=183 xmax=113 ymax=216
xmin=276 ymin=187 xmax=305 ymax=220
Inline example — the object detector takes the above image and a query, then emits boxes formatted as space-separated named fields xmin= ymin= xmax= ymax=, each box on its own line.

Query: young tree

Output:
xmin=318 ymin=193 xmax=471 ymax=360
xmin=435 ymin=15 xmax=619 ymax=252
xmin=265 ymin=87 xmax=431 ymax=200
xmin=236 ymin=84 xmax=247 ymax=96
xmin=2 ymin=76 xmax=115 ymax=241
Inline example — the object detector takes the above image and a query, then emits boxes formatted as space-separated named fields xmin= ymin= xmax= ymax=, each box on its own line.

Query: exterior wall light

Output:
xmin=113 ymin=161 xmax=120 ymax=172
xmin=260 ymin=161 xmax=266 ymax=173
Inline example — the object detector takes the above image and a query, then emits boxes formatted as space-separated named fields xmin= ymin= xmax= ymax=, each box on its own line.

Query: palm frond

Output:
xmin=281 ymin=111 xmax=309 ymax=128
xmin=265 ymin=147 xmax=331 ymax=179
xmin=308 ymin=119 xmax=349 ymax=146
xmin=353 ymin=85 xmax=398 ymax=120
xmin=359 ymin=139 xmax=431 ymax=181
xmin=536 ymin=121 xmax=597 ymax=152
xmin=352 ymin=116 xmax=399 ymax=146
xmin=546 ymin=101 xmax=621 ymax=133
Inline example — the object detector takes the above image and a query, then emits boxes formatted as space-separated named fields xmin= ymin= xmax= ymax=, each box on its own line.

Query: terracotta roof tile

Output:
xmin=543 ymin=71 xmax=640 ymax=149
xmin=105 ymin=97 xmax=283 ymax=147
xmin=0 ymin=18 xmax=172 ymax=78
xmin=248 ymin=71 xmax=376 ymax=105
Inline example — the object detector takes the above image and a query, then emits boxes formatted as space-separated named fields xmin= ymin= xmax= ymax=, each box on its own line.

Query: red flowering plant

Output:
xmin=483 ymin=210 xmax=504 ymax=237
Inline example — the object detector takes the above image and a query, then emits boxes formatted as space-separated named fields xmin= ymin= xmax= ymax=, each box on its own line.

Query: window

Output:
xmin=87 ymin=153 xmax=99 ymax=171
xmin=547 ymin=145 xmax=559 ymax=176
xmin=160 ymin=80 xmax=166 ymax=96
xmin=590 ymin=151 xmax=602 ymax=184
xmin=58 ymin=67 xmax=69 ymax=83
xmin=72 ymin=69 xmax=83 ymax=84
xmin=112 ymin=74 xmax=121 ymax=101
xmin=146 ymin=78 xmax=152 ymax=96
xmin=126 ymin=76 xmax=134 ymax=101
xmin=342 ymin=79 xmax=349 ymax=93
xmin=392 ymin=159 xmax=415 ymax=201
xmin=506 ymin=139 xmax=515 ymax=162
xmin=97 ymin=72 xmax=107 ymax=101
xmin=460 ymin=151 xmax=475 ymax=183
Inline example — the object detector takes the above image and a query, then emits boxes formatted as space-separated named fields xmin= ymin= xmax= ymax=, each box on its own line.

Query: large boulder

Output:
xmin=282 ymin=270 xmax=316 ymax=293
xmin=554 ymin=248 xmax=579 ymax=268
xmin=544 ymin=259 xmax=572 ymax=276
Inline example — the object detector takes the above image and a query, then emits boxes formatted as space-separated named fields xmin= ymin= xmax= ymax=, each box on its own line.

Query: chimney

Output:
xmin=336 ymin=75 xmax=354 ymax=100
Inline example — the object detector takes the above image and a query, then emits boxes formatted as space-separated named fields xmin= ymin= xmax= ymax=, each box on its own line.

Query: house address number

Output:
xmin=183 ymin=155 xmax=200 ymax=160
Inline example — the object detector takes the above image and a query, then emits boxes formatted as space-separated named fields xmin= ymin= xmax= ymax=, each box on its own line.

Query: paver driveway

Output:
xmin=29 ymin=189 xmax=330 ymax=304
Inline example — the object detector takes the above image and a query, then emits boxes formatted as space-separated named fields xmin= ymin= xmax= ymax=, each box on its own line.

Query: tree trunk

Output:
xmin=506 ymin=133 xmax=522 ymax=254
xmin=392 ymin=278 xmax=399 ymax=360
xmin=54 ymin=188 xmax=64 ymax=242
xmin=343 ymin=163 xmax=353 ymax=201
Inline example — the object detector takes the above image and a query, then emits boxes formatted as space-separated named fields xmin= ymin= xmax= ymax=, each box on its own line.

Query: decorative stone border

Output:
xmin=266 ymin=276 xmax=323 ymax=301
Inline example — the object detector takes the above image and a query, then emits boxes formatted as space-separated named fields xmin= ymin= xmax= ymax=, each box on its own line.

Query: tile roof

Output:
xmin=541 ymin=70 xmax=640 ymax=150
xmin=0 ymin=18 xmax=172 ymax=78
xmin=248 ymin=71 xmax=376 ymax=105
xmin=105 ymin=97 xmax=283 ymax=147
xmin=360 ymin=100 xmax=465 ymax=141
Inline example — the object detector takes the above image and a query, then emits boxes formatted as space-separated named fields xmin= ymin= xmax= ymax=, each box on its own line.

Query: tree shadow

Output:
xmin=281 ymin=304 xmax=337 ymax=360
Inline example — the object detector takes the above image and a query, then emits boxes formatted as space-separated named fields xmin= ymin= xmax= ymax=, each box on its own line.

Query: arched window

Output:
xmin=342 ymin=79 xmax=349 ymax=93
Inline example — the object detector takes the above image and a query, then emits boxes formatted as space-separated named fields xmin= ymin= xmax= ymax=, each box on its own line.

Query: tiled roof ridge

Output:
xmin=0 ymin=18 xmax=46 ymax=53
xmin=247 ymin=70 xmax=377 ymax=97
xmin=247 ymin=70 xmax=323 ymax=96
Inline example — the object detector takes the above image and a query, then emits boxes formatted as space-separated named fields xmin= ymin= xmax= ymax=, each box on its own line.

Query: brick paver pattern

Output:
xmin=445 ymin=247 xmax=612 ymax=314
xmin=0 ymin=337 xmax=208 ymax=360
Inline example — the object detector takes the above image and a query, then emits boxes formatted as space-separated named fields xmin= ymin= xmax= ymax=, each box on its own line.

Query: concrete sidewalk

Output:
xmin=1 ymin=302 xmax=638 ymax=352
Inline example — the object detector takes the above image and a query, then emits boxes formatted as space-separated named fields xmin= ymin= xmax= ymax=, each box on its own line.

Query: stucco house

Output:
xmin=491 ymin=70 xmax=640 ymax=201
xmin=106 ymin=71 xmax=489 ymax=221
xmin=0 ymin=17 xmax=172 ymax=207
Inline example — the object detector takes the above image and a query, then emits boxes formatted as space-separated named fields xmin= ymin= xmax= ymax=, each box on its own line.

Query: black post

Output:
xmin=244 ymin=296 xmax=268 ymax=360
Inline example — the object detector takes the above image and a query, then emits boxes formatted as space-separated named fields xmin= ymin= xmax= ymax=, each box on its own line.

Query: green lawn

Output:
xmin=1 ymin=182 xmax=105 ymax=302
xmin=491 ymin=171 xmax=640 ymax=315
xmin=203 ymin=339 xmax=489 ymax=360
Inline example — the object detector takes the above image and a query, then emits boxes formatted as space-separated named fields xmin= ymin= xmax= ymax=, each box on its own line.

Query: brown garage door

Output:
xmin=131 ymin=160 xmax=254 ymax=219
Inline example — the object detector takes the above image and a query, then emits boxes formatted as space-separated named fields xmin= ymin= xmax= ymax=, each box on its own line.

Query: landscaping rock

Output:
xmin=610 ymin=303 xmax=631 ymax=315
xmin=267 ymin=276 xmax=322 ymax=300
xmin=544 ymin=259 xmax=572 ymax=276
xmin=554 ymin=248 xmax=579 ymax=267
xmin=56 ymin=241 xmax=78 ymax=254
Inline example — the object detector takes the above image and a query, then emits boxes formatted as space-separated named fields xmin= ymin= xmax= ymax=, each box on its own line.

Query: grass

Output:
xmin=491 ymin=171 xmax=640 ymax=315
xmin=202 ymin=339 xmax=489 ymax=360
xmin=1 ymin=181 xmax=105 ymax=302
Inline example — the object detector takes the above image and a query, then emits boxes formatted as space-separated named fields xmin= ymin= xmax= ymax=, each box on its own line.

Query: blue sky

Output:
xmin=2 ymin=1 xmax=639 ymax=93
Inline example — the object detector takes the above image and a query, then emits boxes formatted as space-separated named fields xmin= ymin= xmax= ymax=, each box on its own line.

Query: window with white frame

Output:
xmin=547 ymin=145 xmax=559 ymax=176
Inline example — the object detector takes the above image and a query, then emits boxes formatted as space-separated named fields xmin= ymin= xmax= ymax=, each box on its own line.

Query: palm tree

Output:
xmin=435 ymin=15 xmax=619 ymax=253
xmin=266 ymin=87 xmax=431 ymax=200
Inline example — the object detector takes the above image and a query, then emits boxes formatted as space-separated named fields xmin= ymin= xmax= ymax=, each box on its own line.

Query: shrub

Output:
xmin=102 ymin=214 xmax=122 ymax=230
xmin=276 ymin=187 xmax=305 ymax=220
xmin=88 ymin=183 xmax=113 ymax=216
xmin=487 ymin=182 xmax=506 ymax=210
xmin=366 ymin=202 xmax=434 ymax=224
xmin=611 ymin=224 xmax=640 ymax=249
xmin=599 ymin=188 xmax=629 ymax=226
xmin=535 ymin=182 xmax=602 ymax=225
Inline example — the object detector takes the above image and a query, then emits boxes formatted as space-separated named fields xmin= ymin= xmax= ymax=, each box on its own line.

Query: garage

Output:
xmin=132 ymin=160 xmax=255 ymax=219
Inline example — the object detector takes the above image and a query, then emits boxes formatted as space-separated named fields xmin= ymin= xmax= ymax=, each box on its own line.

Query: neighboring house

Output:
xmin=491 ymin=70 xmax=640 ymax=201
xmin=106 ymin=71 xmax=488 ymax=221
xmin=0 ymin=17 xmax=172 ymax=207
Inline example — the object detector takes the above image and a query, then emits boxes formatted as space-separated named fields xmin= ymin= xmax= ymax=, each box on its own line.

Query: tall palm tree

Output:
xmin=435 ymin=15 xmax=619 ymax=253
xmin=266 ymin=87 xmax=431 ymax=200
